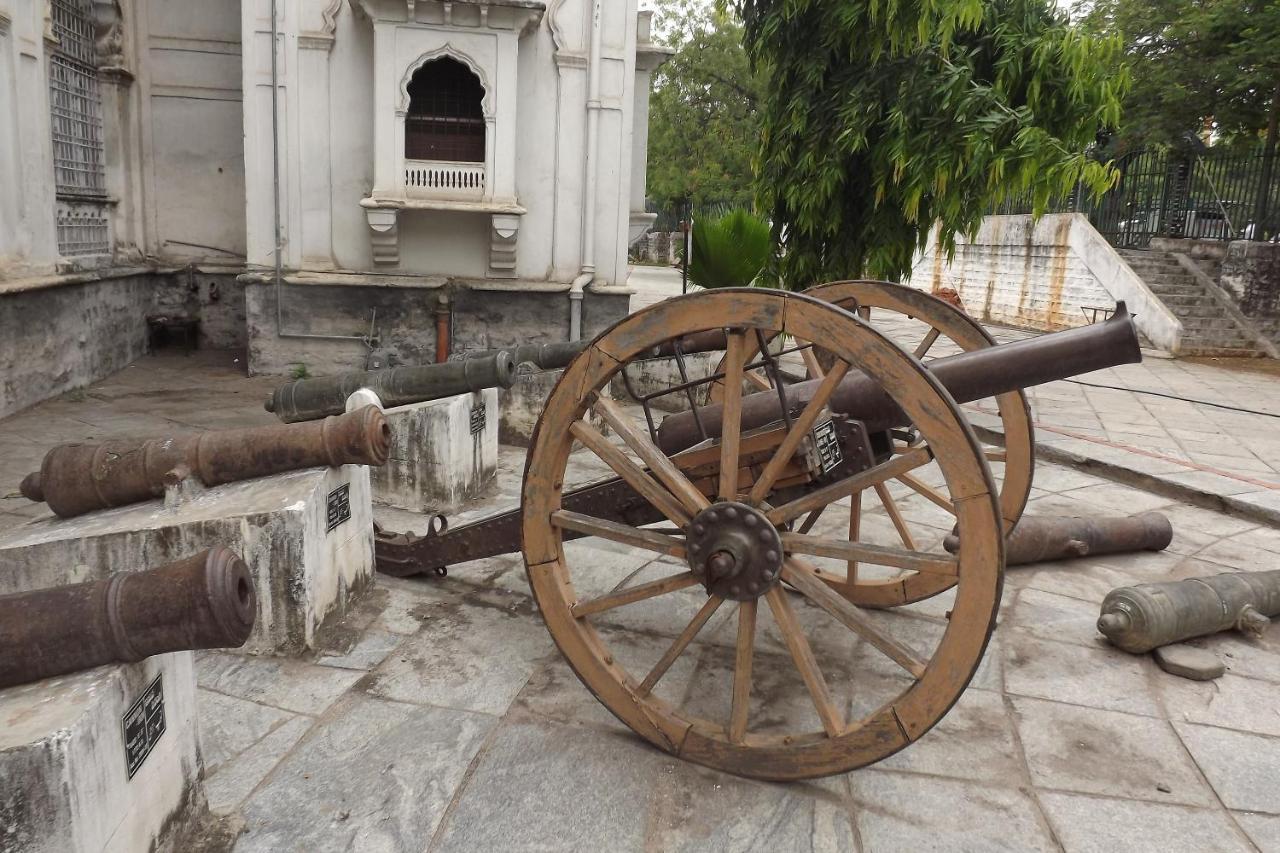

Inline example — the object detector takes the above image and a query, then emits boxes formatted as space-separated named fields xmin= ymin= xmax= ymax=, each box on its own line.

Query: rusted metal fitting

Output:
xmin=943 ymin=512 xmax=1173 ymax=566
xmin=1098 ymin=569 xmax=1280 ymax=653
xmin=265 ymin=353 xmax=517 ymax=423
xmin=20 ymin=405 xmax=390 ymax=518
xmin=0 ymin=547 xmax=256 ymax=689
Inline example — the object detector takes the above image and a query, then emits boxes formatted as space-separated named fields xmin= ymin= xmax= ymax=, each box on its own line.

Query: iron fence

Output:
xmin=991 ymin=146 xmax=1280 ymax=248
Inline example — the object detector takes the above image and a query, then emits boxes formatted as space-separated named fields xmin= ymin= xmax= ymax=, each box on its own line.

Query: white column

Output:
xmin=297 ymin=33 xmax=335 ymax=267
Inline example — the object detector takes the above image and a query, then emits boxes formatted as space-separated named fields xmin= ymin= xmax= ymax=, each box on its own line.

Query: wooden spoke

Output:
xmin=765 ymin=587 xmax=844 ymax=737
xmin=846 ymin=490 xmax=862 ymax=584
xmin=747 ymin=360 xmax=852 ymax=505
xmin=573 ymin=572 xmax=701 ymax=618
xmin=800 ymin=343 xmax=825 ymax=379
xmin=719 ymin=331 xmax=747 ymax=501
xmin=985 ymin=448 xmax=1007 ymax=463
xmin=782 ymin=559 xmax=929 ymax=679
xmin=729 ymin=600 xmax=757 ymax=743
xmin=637 ymin=595 xmax=724 ymax=696
xmin=767 ymin=446 xmax=933 ymax=525
xmin=745 ymin=369 xmax=772 ymax=391
xmin=874 ymin=482 xmax=917 ymax=551
xmin=913 ymin=327 xmax=941 ymax=360
xmin=797 ymin=505 xmax=826 ymax=535
xmin=592 ymin=394 xmax=710 ymax=516
xmin=570 ymin=420 xmax=690 ymax=526
xmin=780 ymin=532 xmax=958 ymax=576
xmin=552 ymin=510 xmax=686 ymax=559
xmin=896 ymin=472 xmax=957 ymax=515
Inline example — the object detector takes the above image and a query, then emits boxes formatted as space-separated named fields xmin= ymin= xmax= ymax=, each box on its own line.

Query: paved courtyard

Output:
xmin=0 ymin=272 xmax=1278 ymax=851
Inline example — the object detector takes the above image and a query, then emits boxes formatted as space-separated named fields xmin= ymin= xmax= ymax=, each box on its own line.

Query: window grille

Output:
xmin=405 ymin=59 xmax=486 ymax=163
xmin=49 ymin=0 xmax=106 ymax=197
xmin=56 ymin=203 xmax=111 ymax=257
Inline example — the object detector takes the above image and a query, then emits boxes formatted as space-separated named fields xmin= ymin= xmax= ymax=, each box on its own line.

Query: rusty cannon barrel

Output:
xmin=1097 ymin=570 xmax=1280 ymax=654
xmin=943 ymin=513 xmax=1173 ymax=566
xmin=19 ymin=405 xmax=390 ymax=518
xmin=656 ymin=303 xmax=1142 ymax=454
xmin=462 ymin=341 xmax=587 ymax=371
xmin=0 ymin=547 xmax=256 ymax=689
xmin=265 ymin=353 xmax=518 ymax=423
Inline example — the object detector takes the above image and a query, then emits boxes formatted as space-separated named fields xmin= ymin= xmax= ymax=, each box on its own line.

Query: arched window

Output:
xmin=405 ymin=58 xmax=485 ymax=163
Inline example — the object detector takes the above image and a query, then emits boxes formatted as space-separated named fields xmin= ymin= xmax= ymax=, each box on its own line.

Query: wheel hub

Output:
xmin=685 ymin=501 xmax=783 ymax=601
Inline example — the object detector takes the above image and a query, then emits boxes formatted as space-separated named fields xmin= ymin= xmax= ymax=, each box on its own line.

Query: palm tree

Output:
xmin=687 ymin=208 xmax=775 ymax=290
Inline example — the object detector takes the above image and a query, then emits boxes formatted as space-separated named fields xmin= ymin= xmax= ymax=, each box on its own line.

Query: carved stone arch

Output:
xmin=398 ymin=46 xmax=492 ymax=117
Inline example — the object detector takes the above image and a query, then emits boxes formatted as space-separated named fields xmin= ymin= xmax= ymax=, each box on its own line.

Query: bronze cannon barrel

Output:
xmin=1098 ymin=570 xmax=1280 ymax=653
xmin=943 ymin=513 xmax=1173 ymax=565
xmin=0 ymin=548 xmax=256 ymax=689
xmin=266 ymin=353 xmax=518 ymax=423
xmin=462 ymin=341 xmax=587 ymax=371
xmin=656 ymin=304 xmax=1142 ymax=454
xmin=19 ymin=405 xmax=390 ymax=518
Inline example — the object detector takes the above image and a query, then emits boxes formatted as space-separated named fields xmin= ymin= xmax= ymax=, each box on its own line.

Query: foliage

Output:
xmin=289 ymin=363 xmax=310 ymax=380
xmin=687 ymin=208 xmax=774 ymax=289
xmin=646 ymin=2 xmax=761 ymax=212
xmin=1076 ymin=0 xmax=1280 ymax=151
xmin=733 ymin=0 xmax=1126 ymax=286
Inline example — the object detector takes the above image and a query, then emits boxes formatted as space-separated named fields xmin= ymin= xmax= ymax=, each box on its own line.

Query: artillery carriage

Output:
xmin=373 ymin=281 xmax=1142 ymax=781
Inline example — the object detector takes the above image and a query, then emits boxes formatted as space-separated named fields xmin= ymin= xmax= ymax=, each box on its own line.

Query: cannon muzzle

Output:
xmin=0 ymin=548 xmax=256 ymax=689
xmin=656 ymin=303 xmax=1142 ymax=454
xmin=1098 ymin=570 xmax=1280 ymax=653
xmin=266 ymin=352 xmax=518 ymax=423
xmin=20 ymin=405 xmax=390 ymax=518
xmin=462 ymin=341 xmax=587 ymax=371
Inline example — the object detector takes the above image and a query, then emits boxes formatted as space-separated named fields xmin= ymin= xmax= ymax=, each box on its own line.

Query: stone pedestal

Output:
xmin=0 ymin=654 xmax=203 ymax=853
xmin=371 ymin=389 xmax=499 ymax=512
xmin=610 ymin=352 xmax=720 ymax=413
xmin=0 ymin=465 xmax=375 ymax=655
xmin=497 ymin=369 xmax=614 ymax=446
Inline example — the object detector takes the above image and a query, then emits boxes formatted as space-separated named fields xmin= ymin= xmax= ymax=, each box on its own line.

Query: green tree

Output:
xmin=687 ymin=208 xmax=774 ymax=289
xmin=646 ymin=2 xmax=761 ymax=212
xmin=1078 ymin=0 xmax=1280 ymax=228
xmin=735 ymin=0 xmax=1126 ymax=286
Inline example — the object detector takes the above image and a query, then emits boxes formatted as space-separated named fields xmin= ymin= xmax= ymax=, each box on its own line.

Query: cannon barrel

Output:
xmin=1098 ymin=570 xmax=1280 ymax=653
xmin=19 ymin=405 xmax=390 ymax=518
xmin=266 ymin=352 xmax=518 ymax=423
xmin=943 ymin=513 xmax=1173 ymax=565
xmin=656 ymin=303 xmax=1142 ymax=454
xmin=0 ymin=548 xmax=256 ymax=689
xmin=462 ymin=341 xmax=587 ymax=371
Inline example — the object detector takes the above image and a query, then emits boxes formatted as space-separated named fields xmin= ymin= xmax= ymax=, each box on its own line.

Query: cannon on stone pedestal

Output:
xmin=0 ymin=548 xmax=256 ymax=689
xmin=265 ymin=351 xmax=518 ymax=423
xmin=370 ymin=282 xmax=1145 ymax=781
xmin=19 ymin=406 xmax=391 ymax=518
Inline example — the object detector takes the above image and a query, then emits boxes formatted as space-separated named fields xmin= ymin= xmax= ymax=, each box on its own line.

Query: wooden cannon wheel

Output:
xmin=522 ymin=289 xmax=1003 ymax=780
xmin=707 ymin=280 xmax=1034 ymax=608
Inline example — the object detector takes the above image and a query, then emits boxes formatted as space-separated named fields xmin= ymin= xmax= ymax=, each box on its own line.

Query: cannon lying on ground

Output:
xmin=19 ymin=406 xmax=390 ymax=518
xmin=266 ymin=351 xmax=518 ymax=423
xmin=943 ymin=513 xmax=1174 ymax=566
xmin=0 ymin=548 xmax=256 ymax=689
xmin=375 ymin=283 xmax=1144 ymax=781
xmin=1099 ymin=570 xmax=1280 ymax=653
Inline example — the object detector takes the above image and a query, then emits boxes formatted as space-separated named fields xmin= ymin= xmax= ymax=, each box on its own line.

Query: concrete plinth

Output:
xmin=497 ymin=369 xmax=613 ymax=446
xmin=611 ymin=352 xmax=720 ymax=413
xmin=0 ymin=466 xmax=374 ymax=655
xmin=371 ymin=389 xmax=498 ymax=512
xmin=0 ymin=654 xmax=203 ymax=853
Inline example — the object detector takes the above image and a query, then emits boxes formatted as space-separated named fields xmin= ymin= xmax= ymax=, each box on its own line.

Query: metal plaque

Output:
xmin=326 ymin=483 xmax=351 ymax=533
xmin=469 ymin=401 xmax=487 ymax=436
xmin=811 ymin=419 xmax=843 ymax=475
xmin=122 ymin=674 xmax=166 ymax=780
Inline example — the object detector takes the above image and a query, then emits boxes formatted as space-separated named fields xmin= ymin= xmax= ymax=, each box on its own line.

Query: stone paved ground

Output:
xmin=1 ymin=276 xmax=1279 ymax=851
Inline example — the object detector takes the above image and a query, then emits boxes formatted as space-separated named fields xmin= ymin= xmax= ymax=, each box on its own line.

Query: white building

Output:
xmin=0 ymin=0 xmax=668 ymax=416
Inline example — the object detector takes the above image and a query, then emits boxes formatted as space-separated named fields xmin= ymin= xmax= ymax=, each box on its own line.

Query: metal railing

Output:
xmin=991 ymin=146 xmax=1280 ymax=248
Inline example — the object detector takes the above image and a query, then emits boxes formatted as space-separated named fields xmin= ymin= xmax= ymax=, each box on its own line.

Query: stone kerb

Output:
xmin=0 ymin=654 xmax=203 ymax=853
xmin=0 ymin=466 xmax=375 ymax=656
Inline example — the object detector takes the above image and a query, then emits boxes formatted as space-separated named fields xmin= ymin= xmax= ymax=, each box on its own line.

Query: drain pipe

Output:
xmin=268 ymin=0 xmax=374 ymax=347
xmin=569 ymin=0 xmax=604 ymax=341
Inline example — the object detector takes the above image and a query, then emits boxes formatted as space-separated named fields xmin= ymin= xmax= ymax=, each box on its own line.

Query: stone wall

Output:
xmin=906 ymin=213 xmax=1182 ymax=351
xmin=1220 ymin=241 xmax=1280 ymax=343
xmin=0 ymin=268 xmax=248 ymax=420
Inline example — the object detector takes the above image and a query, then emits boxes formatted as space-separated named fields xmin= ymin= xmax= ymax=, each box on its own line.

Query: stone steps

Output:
xmin=1116 ymin=248 xmax=1266 ymax=358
